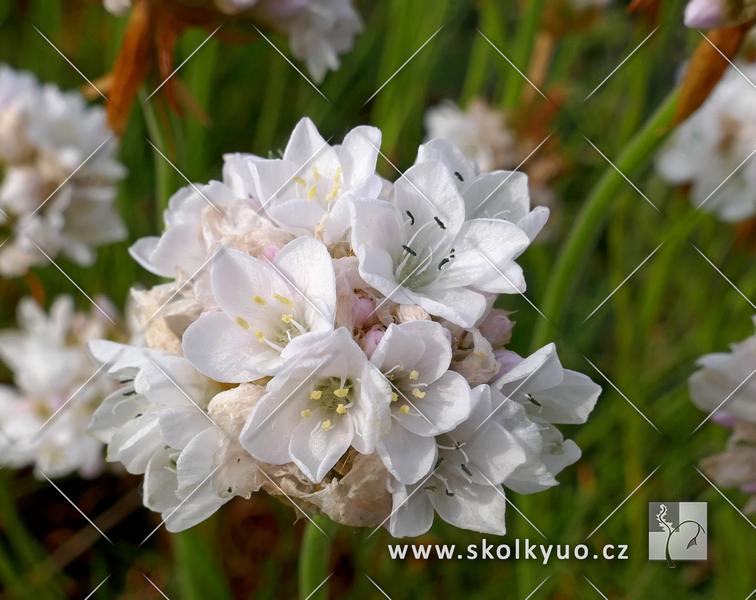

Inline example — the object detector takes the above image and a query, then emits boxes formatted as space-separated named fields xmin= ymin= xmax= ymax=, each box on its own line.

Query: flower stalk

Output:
xmin=298 ymin=516 xmax=337 ymax=600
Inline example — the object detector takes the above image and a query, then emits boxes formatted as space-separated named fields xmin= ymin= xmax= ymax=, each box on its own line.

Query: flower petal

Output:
xmin=377 ymin=425 xmax=437 ymax=485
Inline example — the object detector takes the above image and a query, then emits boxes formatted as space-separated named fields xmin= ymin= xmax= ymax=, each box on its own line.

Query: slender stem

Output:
xmin=504 ymin=0 xmax=548 ymax=109
xmin=530 ymin=88 xmax=680 ymax=351
xmin=140 ymin=91 xmax=175 ymax=233
xmin=298 ymin=516 xmax=337 ymax=600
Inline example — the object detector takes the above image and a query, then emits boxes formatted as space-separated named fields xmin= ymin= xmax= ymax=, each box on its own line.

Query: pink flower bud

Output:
xmin=361 ymin=327 xmax=384 ymax=359
xmin=489 ymin=349 xmax=524 ymax=381
xmin=479 ymin=310 xmax=515 ymax=347
xmin=684 ymin=0 xmax=726 ymax=29
xmin=710 ymin=410 xmax=735 ymax=428
xmin=262 ymin=245 xmax=280 ymax=262
xmin=352 ymin=295 xmax=377 ymax=329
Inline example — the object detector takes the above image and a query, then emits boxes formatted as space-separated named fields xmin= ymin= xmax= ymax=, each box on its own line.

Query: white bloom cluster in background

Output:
xmin=424 ymin=99 xmax=517 ymax=173
xmin=0 ymin=296 xmax=128 ymax=479
xmin=89 ymin=117 xmax=601 ymax=536
xmin=689 ymin=317 xmax=756 ymax=514
xmin=102 ymin=0 xmax=362 ymax=83
xmin=657 ymin=64 xmax=756 ymax=223
xmin=0 ymin=65 xmax=126 ymax=278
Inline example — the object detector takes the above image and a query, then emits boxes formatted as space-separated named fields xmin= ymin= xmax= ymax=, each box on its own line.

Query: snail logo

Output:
xmin=648 ymin=502 xmax=707 ymax=567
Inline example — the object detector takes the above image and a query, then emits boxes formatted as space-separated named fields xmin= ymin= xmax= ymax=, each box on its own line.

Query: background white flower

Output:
xmin=0 ymin=296 xmax=119 ymax=478
xmin=0 ymin=64 xmax=126 ymax=277
xmin=657 ymin=64 xmax=756 ymax=223
xmin=690 ymin=317 xmax=756 ymax=514
xmin=424 ymin=100 xmax=517 ymax=173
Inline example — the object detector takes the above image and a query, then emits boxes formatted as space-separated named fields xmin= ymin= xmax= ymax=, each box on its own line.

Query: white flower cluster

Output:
xmin=0 ymin=296 xmax=124 ymax=478
xmin=89 ymin=118 xmax=601 ymax=536
xmin=657 ymin=64 xmax=756 ymax=223
xmin=102 ymin=0 xmax=362 ymax=83
xmin=424 ymin=99 xmax=517 ymax=173
xmin=690 ymin=316 xmax=756 ymax=514
xmin=0 ymin=65 xmax=126 ymax=278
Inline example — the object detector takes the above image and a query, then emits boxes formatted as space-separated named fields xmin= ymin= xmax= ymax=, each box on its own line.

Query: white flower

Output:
xmin=129 ymin=181 xmax=238 ymax=278
xmin=699 ymin=421 xmax=756 ymax=514
xmin=370 ymin=320 xmax=472 ymax=484
xmin=388 ymin=384 xmax=536 ymax=537
xmin=88 ymin=340 xmax=249 ymax=531
xmin=657 ymin=64 xmax=756 ymax=222
xmin=182 ymin=237 xmax=338 ymax=382
xmin=689 ymin=315 xmax=756 ymax=424
xmin=350 ymin=159 xmax=533 ymax=327
xmin=424 ymin=99 xmax=517 ymax=173
xmin=286 ymin=0 xmax=364 ymax=83
xmin=0 ymin=296 xmax=116 ymax=478
xmin=690 ymin=318 xmax=756 ymax=514
xmin=102 ymin=1 xmax=363 ymax=83
xmin=490 ymin=343 xmax=601 ymax=493
xmin=0 ymin=64 xmax=126 ymax=277
xmin=416 ymin=138 xmax=550 ymax=239
xmin=240 ymin=327 xmax=391 ymax=483
xmin=247 ymin=117 xmax=382 ymax=243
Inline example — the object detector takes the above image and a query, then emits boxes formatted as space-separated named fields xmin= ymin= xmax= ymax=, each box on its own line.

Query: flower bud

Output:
xmin=684 ymin=0 xmax=726 ymax=29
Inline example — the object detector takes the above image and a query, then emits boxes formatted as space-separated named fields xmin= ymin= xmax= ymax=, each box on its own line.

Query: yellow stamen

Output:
xmin=336 ymin=404 xmax=347 ymax=414
xmin=391 ymin=392 xmax=398 ymax=403
xmin=293 ymin=175 xmax=307 ymax=187
xmin=255 ymin=330 xmax=265 ymax=342
xmin=312 ymin=167 xmax=321 ymax=180
xmin=253 ymin=294 xmax=267 ymax=306
xmin=334 ymin=167 xmax=342 ymax=182
xmin=399 ymin=405 xmax=410 ymax=414
xmin=333 ymin=388 xmax=349 ymax=398
xmin=301 ymin=409 xmax=312 ymax=419
xmin=409 ymin=370 xmax=419 ymax=380
xmin=281 ymin=313 xmax=293 ymax=323
xmin=234 ymin=316 xmax=250 ymax=330
xmin=307 ymin=185 xmax=317 ymax=201
xmin=325 ymin=184 xmax=340 ymax=202
xmin=310 ymin=390 xmax=323 ymax=400
xmin=412 ymin=389 xmax=426 ymax=399
xmin=273 ymin=293 xmax=294 ymax=308
xmin=322 ymin=420 xmax=332 ymax=431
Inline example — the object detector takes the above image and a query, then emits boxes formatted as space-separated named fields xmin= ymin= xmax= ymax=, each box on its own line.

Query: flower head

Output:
xmin=0 ymin=296 xmax=120 ymax=478
xmin=0 ymin=65 xmax=126 ymax=277
xmin=657 ymin=64 xmax=756 ymax=223
xmin=87 ymin=116 xmax=600 ymax=535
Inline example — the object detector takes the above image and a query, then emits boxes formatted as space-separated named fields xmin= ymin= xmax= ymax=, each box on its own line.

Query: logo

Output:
xmin=648 ymin=502 xmax=707 ymax=567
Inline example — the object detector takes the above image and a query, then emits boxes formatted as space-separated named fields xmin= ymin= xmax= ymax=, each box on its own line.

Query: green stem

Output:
xmin=530 ymin=88 xmax=680 ymax=351
xmin=503 ymin=0 xmax=548 ymax=109
xmin=140 ymin=91 xmax=175 ymax=233
xmin=298 ymin=516 xmax=337 ymax=600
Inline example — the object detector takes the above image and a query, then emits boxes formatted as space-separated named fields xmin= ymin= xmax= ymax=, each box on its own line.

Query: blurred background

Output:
xmin=0 ymin=0 xmax=755 ymax=598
